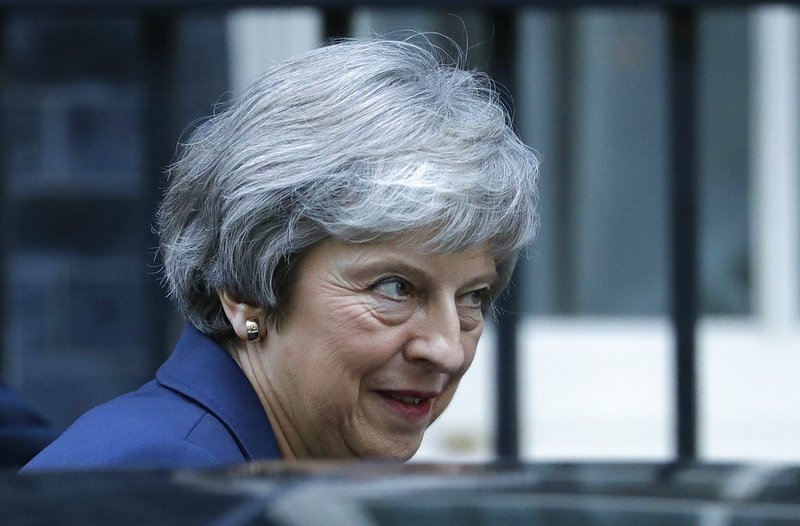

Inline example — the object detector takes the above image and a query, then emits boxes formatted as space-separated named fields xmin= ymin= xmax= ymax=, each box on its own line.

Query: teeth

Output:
xmin=397 ymin=396 xmax=422 ymax=405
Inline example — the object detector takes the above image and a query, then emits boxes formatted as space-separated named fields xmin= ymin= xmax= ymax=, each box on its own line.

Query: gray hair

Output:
xmin=157 ymin=37 xmax=539 ymax=337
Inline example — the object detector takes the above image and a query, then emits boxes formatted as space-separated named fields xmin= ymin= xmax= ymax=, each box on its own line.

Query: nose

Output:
xmin=403 ymin=299 xmax=465 ymax=374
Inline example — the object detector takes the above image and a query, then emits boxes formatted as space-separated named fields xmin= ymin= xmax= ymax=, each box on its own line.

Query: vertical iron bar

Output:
xmin=668 ymin=7 xmax=699 ymax=460
xmin=322 ymin=9 xmax=351 ymax=41
xmin=554 ymin=12 xmax=577 ymax=314
xmin=141 ymin=13 xmax=179 ymax=367
xmin=0 ymin=10 xmax=8 ymax=379
xmin=488 ymin=8 xmax=520 ymax=462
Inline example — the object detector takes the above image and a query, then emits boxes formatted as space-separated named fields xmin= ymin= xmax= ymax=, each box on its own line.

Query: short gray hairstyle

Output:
xmin=158 ymin=37 xmax=539 ymax=337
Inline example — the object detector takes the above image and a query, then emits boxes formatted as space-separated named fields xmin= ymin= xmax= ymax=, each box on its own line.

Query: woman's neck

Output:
xmin=224 ymin=341 xmax=309 ymax=461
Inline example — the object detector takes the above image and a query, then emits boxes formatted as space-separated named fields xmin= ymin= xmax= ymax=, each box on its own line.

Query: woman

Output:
xmin=23 ymin=38 xmax=538 ymax=470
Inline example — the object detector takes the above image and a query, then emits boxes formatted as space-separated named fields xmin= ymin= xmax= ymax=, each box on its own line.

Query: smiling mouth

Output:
xmin=376 ymin=390 xmax=437 ymax=420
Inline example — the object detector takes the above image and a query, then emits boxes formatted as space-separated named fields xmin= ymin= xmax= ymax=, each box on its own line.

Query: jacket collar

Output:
xmin=155 ymin=324 xmax=281 ymax=461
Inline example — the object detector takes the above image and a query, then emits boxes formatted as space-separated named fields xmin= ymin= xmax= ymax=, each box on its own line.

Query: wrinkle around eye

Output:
xmin=456 ymin=293 xmax=489 ymax=332
xmin=362 ymin=293 xmax=416 ymax=326
xmin=458 ymin=313 xmax=484 ymax=333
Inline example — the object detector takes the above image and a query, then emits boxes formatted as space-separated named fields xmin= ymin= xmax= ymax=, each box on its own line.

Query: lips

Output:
xmin=376 ymin=390 xmax=437 ymax=420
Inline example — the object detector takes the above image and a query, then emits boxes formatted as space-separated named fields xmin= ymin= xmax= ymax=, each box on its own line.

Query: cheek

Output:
xmin=310 ymin=302 xmax=407 ymax=379
xmin=328 ymin=331 xmax=406 ymax=380
xmin=458 ymin=327 xmax=483 ymax=372
xmin=277 ymin=309 xmax=402 ymax=417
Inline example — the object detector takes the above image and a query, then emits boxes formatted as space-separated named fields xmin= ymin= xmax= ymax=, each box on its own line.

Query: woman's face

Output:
xmin=259 ymin=238 xmax=497 ymax=460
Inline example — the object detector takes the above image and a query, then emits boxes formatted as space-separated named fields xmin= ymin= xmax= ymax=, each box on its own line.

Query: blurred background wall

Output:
xmin=0 ymin=3 xmax=797 ymax=463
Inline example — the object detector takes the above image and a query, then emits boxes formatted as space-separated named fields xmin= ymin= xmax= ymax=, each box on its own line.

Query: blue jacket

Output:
xmin=22 ymin=325 xmax=281 ymax=471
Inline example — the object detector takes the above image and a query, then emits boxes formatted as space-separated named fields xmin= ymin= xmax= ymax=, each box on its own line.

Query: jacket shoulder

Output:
xmin=21 ymin=381 xmax=245 ymax=472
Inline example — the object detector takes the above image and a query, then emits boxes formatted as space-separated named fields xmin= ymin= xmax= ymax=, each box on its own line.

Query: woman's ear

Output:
xmin=218 ymin=290 xmax=267 ymax=342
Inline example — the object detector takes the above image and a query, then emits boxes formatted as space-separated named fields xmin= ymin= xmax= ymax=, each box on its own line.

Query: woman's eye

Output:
xmin=462 ymin=288 xmax=490 ymax=309
xmin=372 ymin=277 xmax=411 ymax=300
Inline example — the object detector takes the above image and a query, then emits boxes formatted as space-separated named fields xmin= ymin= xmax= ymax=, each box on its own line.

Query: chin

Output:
xmin=390 ymin=448 xmax=418 ymax=462
xmin=357 ymin=436 xmax=422 ymax=461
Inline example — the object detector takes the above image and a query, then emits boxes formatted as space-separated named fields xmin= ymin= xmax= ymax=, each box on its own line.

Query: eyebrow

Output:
xmin=345 ymin=257 xmax=498 ymax=290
